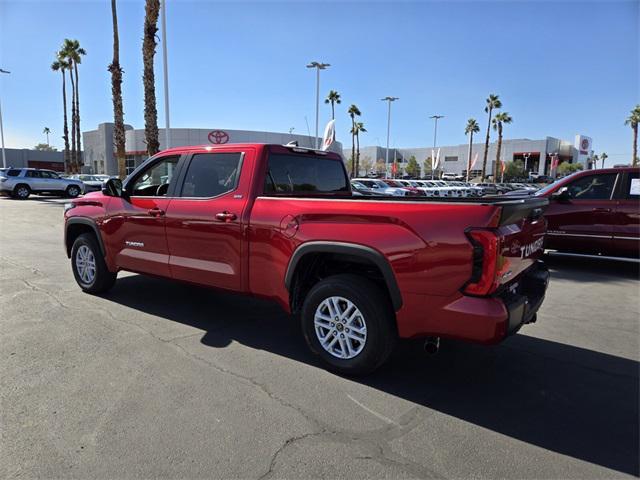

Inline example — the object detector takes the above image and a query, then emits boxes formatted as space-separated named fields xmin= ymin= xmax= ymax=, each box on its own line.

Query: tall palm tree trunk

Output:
xmin=494 ymin=125 xmax=503 ymax=181
xmin=68 ymin=65 xmax=77 ymax=172
xmin=466 ymin=133 xmax=473 ymax=182
xmin=355 ymin=131 xmax=360 ymax=177
xmin=633 ymin=126 xmax=638 ymax=166
xmin=331 ymin=102 xmax=335 ymax=120
xmin=109 ymin=0 xmax=127 ymax=178
xmin=481 ymin=108 xmax=492 ymax=181
xmin=143 ymin=0 xmax=161 ymax=157
xmin=60 ymin=71 xmax=71 ymax=172
xmin=350 ymin=117 xmax=355 ymax=178
xmin=74 ymin=62 xmax=82 ymax=170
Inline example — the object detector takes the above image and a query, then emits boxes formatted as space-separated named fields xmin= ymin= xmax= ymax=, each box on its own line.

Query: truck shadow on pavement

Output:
xmin=106 ymin=267 xmax=639 ymax=477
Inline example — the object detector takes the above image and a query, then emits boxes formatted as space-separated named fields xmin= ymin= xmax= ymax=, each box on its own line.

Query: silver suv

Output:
xmin=0 ymin=168 xmax=84 ymax=199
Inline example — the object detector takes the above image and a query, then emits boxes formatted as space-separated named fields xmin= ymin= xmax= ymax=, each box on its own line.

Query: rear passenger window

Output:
xmin=625 ymin=172 xmax=639 ymax=199
xmin=264 ymin=154 xmax=349 ymax=195
xmin=26 ymin=171 xmax=41 ymax=178
xmin=181 ymin=153 xmax=243 ymax=198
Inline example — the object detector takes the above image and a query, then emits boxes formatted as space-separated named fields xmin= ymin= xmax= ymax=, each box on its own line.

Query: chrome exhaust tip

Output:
xmin=424 ymin=337 xmax=440 ymax=355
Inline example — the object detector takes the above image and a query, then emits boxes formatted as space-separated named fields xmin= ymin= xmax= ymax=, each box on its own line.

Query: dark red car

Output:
xmin=534 ymin=167 xmax=639 ymax=258
xmin=64 ymin=144 xmax=549 ymax=374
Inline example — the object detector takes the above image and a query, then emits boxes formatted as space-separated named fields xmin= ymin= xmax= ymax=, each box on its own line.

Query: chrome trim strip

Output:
xmin=546 ymin=232 xmax=611 ymax=239
xmin=545 ymin=250 xmax=640 ymax=263
xmin=612 ymin=236 xmax=640 ymax=241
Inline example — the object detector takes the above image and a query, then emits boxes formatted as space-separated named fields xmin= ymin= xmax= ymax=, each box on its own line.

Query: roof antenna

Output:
xmin=285 ymin=140 xmax=299 ymax=147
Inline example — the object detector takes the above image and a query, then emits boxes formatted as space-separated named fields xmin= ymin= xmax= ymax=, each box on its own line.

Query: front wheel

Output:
xmin=71 ymin=233 xmax=116 ymax=293
xmin=301 ymin=274 xmax=397 ymax=375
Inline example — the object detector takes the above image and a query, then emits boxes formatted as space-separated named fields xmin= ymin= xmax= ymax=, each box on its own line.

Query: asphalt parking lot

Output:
xmin=1 ymin=196 xmax=638 ymax=479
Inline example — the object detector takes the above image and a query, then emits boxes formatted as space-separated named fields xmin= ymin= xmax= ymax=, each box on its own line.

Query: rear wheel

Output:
xmin=66 ymin=185 xmax=81 ymax=198
xmin=301 ymin=274 xmax=397 ymax=375
xmin=12 ymin=184 xmax=30 ymax=200
xmin=71 ymin=233 xmax=116 ymax=293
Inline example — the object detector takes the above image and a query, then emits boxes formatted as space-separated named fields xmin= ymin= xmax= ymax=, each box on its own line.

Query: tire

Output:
xmin=71 ymin=233 xmax=116 ymax=293
xmin=301 ymin=274 xmax=397 ymax=375
xmin=12 ymin=184 xmax=30 ymax=200
xmin=66 ymin=185 xmax=81 ymax=198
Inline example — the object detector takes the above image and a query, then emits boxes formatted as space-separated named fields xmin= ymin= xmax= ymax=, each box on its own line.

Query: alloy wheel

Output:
xmin=75 ymin=245 xmax=96 ymax=285
xmin=314 ymin=296 xmax=367 ymax=359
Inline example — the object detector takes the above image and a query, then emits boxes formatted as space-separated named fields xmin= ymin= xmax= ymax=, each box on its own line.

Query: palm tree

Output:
xmin=625 ymin=105 xmax=640 ymax=166
xmin=481 ymin=94 xmax=502 ymax=181
xmin=50 ymin=57 xmax=71 ymax=172
xmin=600 ymin=152 xmax=608 ymax=169
xmin=347 ymin=104 xmax=361 ymax=177
xmin=492 ymin=112 xmax=512 ymax=181
xmin=464 ymin=118 xmax=480 ymax=182
xmin=324 ymin=90 xmax=341 ymax=120
xmin=592 ymin=154 xmax=599 ymax=170
xmin=68 ymin=40 xmax=86 ymax=170
xmin=143 ymin=0 xmax=161 ymax=156
xmin=109 ymin=0 xmax=126 ymax=178
xmin=353 ymin=122 xmax=367 ymax=176
xmin=43 ymin=127 xmax=51 ymax=146
xmin=60 ymin=44 xmax=77 ymax=171
xmin=60 ymin=39 xmax=86 ymax=172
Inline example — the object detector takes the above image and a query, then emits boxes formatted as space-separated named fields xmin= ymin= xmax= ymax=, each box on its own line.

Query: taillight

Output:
xmin=463 ymin=229 xmax=501 ymax=296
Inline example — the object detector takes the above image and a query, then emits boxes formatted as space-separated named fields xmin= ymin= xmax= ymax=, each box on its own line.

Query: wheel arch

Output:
xmin=65 ymin=217 xmax=106 ymax=259
xmin=285 ymin=241 xmax=403 ymax=312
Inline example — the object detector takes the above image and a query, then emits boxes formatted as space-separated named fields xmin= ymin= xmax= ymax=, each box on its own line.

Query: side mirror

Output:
xmin=102 ymin=178 xmax=123 ymax=197
xmin=551 ymin=186 xmax=570 ymax=201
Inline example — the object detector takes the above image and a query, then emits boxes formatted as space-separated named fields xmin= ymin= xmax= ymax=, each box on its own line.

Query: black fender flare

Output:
xmin=284 ymin=241 xmax=403 ymax=311
xmin=65 ymin=217 xmax=107 ymax=258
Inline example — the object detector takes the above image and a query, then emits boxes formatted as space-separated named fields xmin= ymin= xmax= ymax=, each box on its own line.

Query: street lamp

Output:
xmin=523 ymin=152 xmax=531 ymax=174
xmin=381 ymin=96 xmax=399 ymax=169
xmin=429 ymin=115 xmax=444 ymax=179
xmin=0 ymin=68 xmax=10 ymax=168
xmin=160 ymin=0 xmax=171 ymax=149
xmin=306 ymin=61 xmax=330 ymax=149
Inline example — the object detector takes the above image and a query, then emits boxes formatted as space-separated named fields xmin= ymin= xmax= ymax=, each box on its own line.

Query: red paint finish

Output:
xmin=537 ymin=167 xmax=639 ymax=257
xmin=65 ymin=143 xmax=550 ymax=343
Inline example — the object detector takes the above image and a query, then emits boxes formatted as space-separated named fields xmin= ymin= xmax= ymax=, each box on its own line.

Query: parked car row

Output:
xmin=351 ymin=178 xmax=543 ymax=198
xmin=0 ymin=168 xmax=115 ymax=199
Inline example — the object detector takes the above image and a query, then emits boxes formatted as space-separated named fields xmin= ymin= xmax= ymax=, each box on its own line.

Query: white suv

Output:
xmin=0 ymin=168 xmax=84 ymax=199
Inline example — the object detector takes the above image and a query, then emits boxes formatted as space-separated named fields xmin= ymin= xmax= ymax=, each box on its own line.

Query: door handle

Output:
xmin=592 ymin=207 xmax=611 ymax=212
xmin=215 ymin=211 xmax=237 ymax=222
xmin=148 ymin=208 xmax=165 ymax=217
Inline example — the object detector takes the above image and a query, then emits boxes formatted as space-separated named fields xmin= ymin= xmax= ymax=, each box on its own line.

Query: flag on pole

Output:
xmin=470 ymin=153 xmax=478 ymax=170
xmin=321 ymin=120 xmax=335 ymax=151
xmin=551 ymin=154 xmax=560 ymax=169
xmin=501 ymin=160 xmax=506 ymax=173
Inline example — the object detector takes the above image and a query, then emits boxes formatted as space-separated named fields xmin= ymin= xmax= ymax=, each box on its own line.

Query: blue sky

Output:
xmin=1 ymin=0 xmax=638 ymax=166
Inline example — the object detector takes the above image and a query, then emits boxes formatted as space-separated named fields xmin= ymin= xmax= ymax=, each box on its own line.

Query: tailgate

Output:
xmin=495 ymin=198 xmax=548 ymax=289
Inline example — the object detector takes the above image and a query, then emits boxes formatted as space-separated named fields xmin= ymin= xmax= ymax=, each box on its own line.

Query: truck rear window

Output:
xmin=264 ymin=154 xmax=349 ymax=195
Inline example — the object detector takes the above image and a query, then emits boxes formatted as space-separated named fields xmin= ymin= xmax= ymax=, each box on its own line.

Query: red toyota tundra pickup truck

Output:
xmin=64 ymin=144 xmax=550 ymax=374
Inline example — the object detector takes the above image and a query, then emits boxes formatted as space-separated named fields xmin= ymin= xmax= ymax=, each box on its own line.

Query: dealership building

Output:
xmin=82 ymin=123 xmax=339 ymax=176
xmin=345 ymin=134 xmax=594 ymax=178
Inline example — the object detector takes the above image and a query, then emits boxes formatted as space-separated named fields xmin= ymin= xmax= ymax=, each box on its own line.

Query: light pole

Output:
xmin=160 ymin=0 xmax=171 ymax=150
xmin=523 ymin=152 xmax=531 ymax=175
xmin=306 ymin=61 xmax=330 ymax=149
xmin=430 ymin=115 xmax=444 ymax=179
xmin=0 ymin=68 xmax=10 ymax=168
xmin=381 ymin=96 xmax=399 ymax=170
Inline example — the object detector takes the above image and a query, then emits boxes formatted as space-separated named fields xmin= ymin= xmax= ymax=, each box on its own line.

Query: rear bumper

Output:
xmin=499 ymin=261 xmax=550 ymax=336
xmin=396 ymin=261 xmax=550 ymax=343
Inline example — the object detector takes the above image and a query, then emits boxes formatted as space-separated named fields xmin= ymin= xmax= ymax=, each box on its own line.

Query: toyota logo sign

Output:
xmin=208 ymin=130 xmax=229 ymax=144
